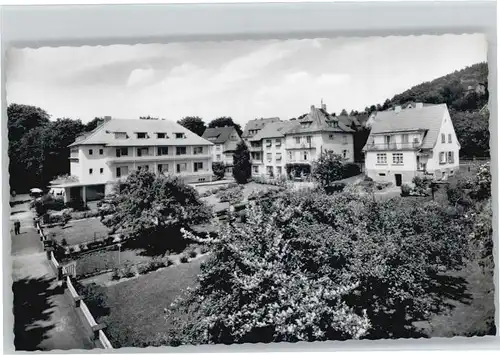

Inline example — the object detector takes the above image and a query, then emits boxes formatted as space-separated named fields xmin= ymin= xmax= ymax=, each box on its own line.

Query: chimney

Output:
xmin=310 ymin=105 xmax=315 ymax=111
xmin=415 ymin=102 xmax=423 ymax=109
xmin=394 ymin=106 xmax=402 ymax=113
xmin=321 ymin=103 xmax=327 ymax=111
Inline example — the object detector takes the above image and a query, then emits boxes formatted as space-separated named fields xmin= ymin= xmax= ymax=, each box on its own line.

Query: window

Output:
xmin=176 ymin=147 xmax=187 ymax=155
xmin=137 ymin=147 xmax=149 ymax=157
xmin=116 ymin=166 xmax=128 ymax=177
xmin=450 ymin=169 xmax=454 ymax=175
xmin=100 ymin=168 xmax=103 ymax=174
xmin=267 ymin=153 xmax=272 ymax=161
xmin=158 ymin=164 xmax=168 ymax=173
xmin=385 ymin=135 xmax=391 ymax=145
xmin=378 ymin=173 xmax=386 ymax=177
xmin=447 ymin=151 xmax=455 ymax=164
xmin=376 ymin=153 xmax=387 ymax=164
xmin=267 ymin=166 xmax=274 ymax=177
xmin=99 ymin=149 xmax=104 ymax=155
xmin=89 ymin=149 xmax=93 ymax=155
xmin=295 ymin=137 xmax=301 ymax=144
xmin=157 ymin=147 xmax=169 ymax=156
xmin=89 ymin=168 xmax=93 ymax=174
xmin=193 ymin=146 xmax=203 ymax=155
xmin=393 ymin=153 xmax=403 ymax=165
xmin=276 ymin=153 xmax=282 ymax=161
xmin=157 ymin=132 xmax=167 ymax=139
xmin=288 ymin=151 xmax=293 ymax=160
xmin=329 ymin=134 xmax=335 ymax=140
xmin=342 ymin=150 xmax=348 ymax=159
xmin=439 ymin=152 xmax=446 ymax=164
xmin=413 ymin=137 xmax=420 ymax=144
xmin=176 ymin=163 xmax=187 ymax=173
xmin=328 ymin=121 xmax=339 ymax=128
xmin=342 ymin=135 xmax=348 ymax=144
xmin=138 ymin=165 xmax=149 ymax=171
xmin=194 ymin=162 xmax=203 ymax=172
xmin=116 ymin=148 xmax=128 ymax=157
xmin=402 ymin=134 xmax=409 ymax=144
xmin=441 ymin=133 xmax=446 ymax=143
xmin=448 ymin=134 xmax=452 ymax=143
xmin=114 ymin=132 xmax=127 ymax=139
xmin=175 ymin=133 xmax=185 ymax=139
xmin=137 ymin=132 xmax=148 ymax=139
xmin=303 ymin=151 xmax=309 ymax=161
xmin=216 ymin=154 xmax=221 ymax=161
xmin=216 ymin=145 xmax=222 ymax=151
xmin=277 ymin=166 xmax=282 ymax=175
xmin=253 ymin=166 xmax=259 ymax=174
xmin=306 ymin=136 xmax=312 ymax=144
xmin=275 ymin=139 xmax=282 ymax=147
xmin=266 ymin=140 xmax=272 ymax=147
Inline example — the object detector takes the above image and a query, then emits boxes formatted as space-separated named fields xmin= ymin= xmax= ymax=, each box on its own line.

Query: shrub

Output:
xmin=105 ymin=236 xmax=115 ymax=245
xmin=400 ymin=184 xmax=411 ymax=196
xmin=188 ymin=249 xmax=198 ymax=258
xmin=73 ymin=281 xmax=110 ymax=321
xmin=216 ymin=186 xmax=244 ymax=204
xmin=325 ymin=182 xmax=346 ymax=194
xmin=200 ymin=244 xmax=210 ymax=254
xmin=65 ymin=199 xmax=89 ymax=211
xmin=124 ymin=264 xmax=138 ymax=278
xmin=179 ymin=254 xmax=189 ymax=263
xmin=212 ymin=162 xmax=226 ymax=181
xmin=164 ymin=257 xmax=174 ymax=267
xmin=364 ymin=176 xmax=373 ymax=182
xmin=232 ymin=141 xmax=251 ymax=184
xmin=111 ymin=268 xmax=122 ymax=280
xmin=61 ymin=238 xmax=68 ymax=246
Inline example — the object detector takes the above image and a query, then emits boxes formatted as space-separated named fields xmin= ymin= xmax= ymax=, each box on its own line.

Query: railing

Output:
xmin=35 ymin=221 xmax=114 ymax=349
xmin=365 ymin=142 xmax=421 ymax=150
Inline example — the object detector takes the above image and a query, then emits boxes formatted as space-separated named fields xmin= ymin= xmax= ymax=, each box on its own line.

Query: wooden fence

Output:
xmin=36 ymin=221 xmax=114 ymax=349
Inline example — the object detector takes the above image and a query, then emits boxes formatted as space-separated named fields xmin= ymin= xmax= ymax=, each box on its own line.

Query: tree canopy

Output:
xmin=178 ymin=116 xmax=207 ymax=136
xmin=208 ymin=117 xmax=243 ymax=137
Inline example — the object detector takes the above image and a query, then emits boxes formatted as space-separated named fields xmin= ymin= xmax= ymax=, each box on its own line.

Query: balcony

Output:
xmin=288 ymin=142 xmax=316 ymax=150
xmin=365 ymin=142 xmax=421 ymax=151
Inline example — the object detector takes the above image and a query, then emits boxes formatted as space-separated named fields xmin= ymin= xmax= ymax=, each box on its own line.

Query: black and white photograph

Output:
xmin=7 ymin=32 xmax=494 ymax=350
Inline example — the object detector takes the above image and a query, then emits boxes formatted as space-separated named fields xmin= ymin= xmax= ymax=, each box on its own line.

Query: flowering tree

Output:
xmin=164 ymin=202 xmax=370 ymax=345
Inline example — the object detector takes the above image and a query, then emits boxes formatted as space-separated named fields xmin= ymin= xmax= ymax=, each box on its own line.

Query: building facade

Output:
xmin=242 ymin=117 xmax=282 ymax=174
xmin=202 ymin=126 xmax=242 ymax=175
xmin=54 ymin=118 xmax=214 ymax=203
xmin=249 ymin=104 xmax=355 ymax=178
xmin=363 ymin=103 xmax=460 ymax=186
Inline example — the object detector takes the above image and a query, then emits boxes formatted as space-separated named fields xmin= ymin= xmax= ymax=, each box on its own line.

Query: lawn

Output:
xmin=46 ymin=218 xmax=109 ymax=246
xmin=414 ymin=262 xmax=495 ymax=337
xmin=101 ymin=256 xmax=206 ymax=347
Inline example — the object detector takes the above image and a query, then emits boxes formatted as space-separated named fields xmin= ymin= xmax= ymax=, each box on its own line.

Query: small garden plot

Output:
xmin=47 ymin=217 xmax=109 ymax=246
xmin=70 ymin=248 xmax=153 ymax=278
xmin=102 ymin=257 xmax=206 ymax=348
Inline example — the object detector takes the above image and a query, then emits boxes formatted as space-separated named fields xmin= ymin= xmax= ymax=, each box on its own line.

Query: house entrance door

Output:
xmin=395 ymin=174 xmax=402 ymax=187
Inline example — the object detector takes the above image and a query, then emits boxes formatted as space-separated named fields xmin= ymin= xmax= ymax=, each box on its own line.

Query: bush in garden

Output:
xmin=188 ymin=249 xmax=198 ymax=258
xmin=400 ymin=184 xmax=411 ymax=196
xmin=124 ymin=264 xmax=138 ymax=278
xmin=232 ymin=141 xmax=252 ymax=184
xmin=179 ymin=254 xmax=189 ymax=263
xmin=311 ymin=151 xmax=346 ymax=190
xmin=363 ymin=176 xmax=373 ymax=182
xmin=61 ymin=238 xmax=68 ymax=246
xmin=164 ymin=257 xmax=174 ymax=267
xmin=216 ymin=186 xmax=244 ymax=204
xmin=212 ymin=162 xmax=226 ymax=181
xmin=111 ymin=268 xmax=122 ymax=280
xmin=73 ymin=281 xmax=110 ymax=321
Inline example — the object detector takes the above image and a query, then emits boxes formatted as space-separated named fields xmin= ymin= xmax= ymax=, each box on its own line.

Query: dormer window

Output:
xmin=157 ymin=133 xmax=168 ymax=139
xmin=114 ymin=132 xmax=127 ymax=139
xmin=300 ymin=122 xmax=312 ymax=128
xmin=137 ymin=132 xmax=148 ymax=139
xmin=327 ymin=121 xmax=338 ymax=128
xmin=175 ymin=133 xmax=186 ymax=139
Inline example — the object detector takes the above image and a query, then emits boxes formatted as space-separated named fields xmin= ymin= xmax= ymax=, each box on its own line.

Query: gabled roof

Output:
xmin=69 ymin=118 xmax=213 ymax=147
xmin=286 ymin=105 xmax=355 ymax=135
xmin=366 ymin=103 xmax=448 ymax=150
xmin=202 ymin=126 xmax=238 ymax=144
xmin=250 ymin=120 xmax=299 ymax=141
xmin=242 ymin=117 xmax=281 ymax=138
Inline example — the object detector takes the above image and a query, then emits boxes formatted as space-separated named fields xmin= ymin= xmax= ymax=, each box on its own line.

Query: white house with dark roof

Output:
xmin=54 ymin=118 xmax=214 ymax=203
xmin=363 ymin=103 xmax=460 ymax=186
xmin=285 ymin=104 xmax=355 ymax=164
xmin=202 ymin=126 xmax=242 ymax=175
xmin=242 ymin=117 xmax=282 ymax=168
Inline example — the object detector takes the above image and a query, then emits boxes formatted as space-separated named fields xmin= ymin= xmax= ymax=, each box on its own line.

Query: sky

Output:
xmin=7 ymin=34 xmax=487 ymax=125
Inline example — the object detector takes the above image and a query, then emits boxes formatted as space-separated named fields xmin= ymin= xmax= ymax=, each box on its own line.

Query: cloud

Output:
xmin=126 ymin=66 xmax=155 ymax=87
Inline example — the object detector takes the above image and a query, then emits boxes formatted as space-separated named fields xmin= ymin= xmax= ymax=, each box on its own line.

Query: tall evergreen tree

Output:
xmin=232 ymin=141 xmax=251 ymax=184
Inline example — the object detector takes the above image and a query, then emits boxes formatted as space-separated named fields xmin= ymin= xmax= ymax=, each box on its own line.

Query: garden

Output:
xmin=47 ymin=158 xmax=493 ymax=348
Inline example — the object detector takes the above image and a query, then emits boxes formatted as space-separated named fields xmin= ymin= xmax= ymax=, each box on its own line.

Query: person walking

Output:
xmin=14 ymin=220 xmax=21 ymax=235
